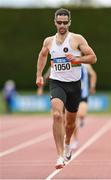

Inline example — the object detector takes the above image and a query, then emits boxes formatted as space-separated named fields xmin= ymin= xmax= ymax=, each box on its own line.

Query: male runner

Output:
xmin=36 ymin=8 xmax=97 ymax=169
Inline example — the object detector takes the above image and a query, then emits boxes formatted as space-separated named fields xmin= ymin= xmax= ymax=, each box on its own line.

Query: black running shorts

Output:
xmin=80 ymin=97 xmax=88 ymax=103
xmin=49 ymin=79 xmax=81 ymax=112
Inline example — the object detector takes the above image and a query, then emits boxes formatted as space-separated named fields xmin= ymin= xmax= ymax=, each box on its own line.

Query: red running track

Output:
xmin=0 ymin=114 xmax=111 ymax=180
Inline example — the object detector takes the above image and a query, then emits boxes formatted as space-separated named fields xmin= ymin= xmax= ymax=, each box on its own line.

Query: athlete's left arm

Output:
xmin=77 ymin=35 xmax=97 ymax=64
xmin=66 ymin=35 xmax=97 ymax=64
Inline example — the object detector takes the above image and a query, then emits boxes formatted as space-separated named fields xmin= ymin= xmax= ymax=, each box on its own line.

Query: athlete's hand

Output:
xmin=65 ymin=53 xmax=81 ymax=64
xmin=65 ymin=53 xmax=75 ymax=61
xmin=36 ymin=76 xmax=44 ymax=87
xmin=89 ymin=87 xmax=96 ymax=95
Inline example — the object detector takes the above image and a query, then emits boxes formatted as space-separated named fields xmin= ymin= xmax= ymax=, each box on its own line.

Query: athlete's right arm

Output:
xmin=36 ymin=38 xmax=50 ymax=87
xmin=37 ymin=67 xmax=51 ymax=96
xmin=87 ymin=64 xmax=97 ymax=94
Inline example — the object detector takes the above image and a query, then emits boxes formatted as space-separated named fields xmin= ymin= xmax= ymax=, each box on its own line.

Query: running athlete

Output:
xmin=79 ymin=64 xmax=97 ymax=127
xmin=36 ymin=8 xmax=97 ymax=169
xmin=71 ymin=64 xmax=97 ymax=150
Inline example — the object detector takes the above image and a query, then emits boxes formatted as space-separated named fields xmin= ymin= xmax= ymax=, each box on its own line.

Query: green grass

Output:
xmin=0 ymin=91 xmax=111 ymax=114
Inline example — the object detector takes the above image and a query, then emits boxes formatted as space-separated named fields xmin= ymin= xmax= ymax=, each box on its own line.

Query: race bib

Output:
xmin=52 ymin=57 xmax=71 ymax=72
xmin=53 ymin=62 xmax=71 ymax=72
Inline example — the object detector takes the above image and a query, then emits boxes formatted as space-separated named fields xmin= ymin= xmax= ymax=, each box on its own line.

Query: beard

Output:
xmin=58 ymin=27 xmax=67 ymax=35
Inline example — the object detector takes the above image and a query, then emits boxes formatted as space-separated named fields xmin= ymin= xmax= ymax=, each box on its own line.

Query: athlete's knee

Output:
xmin=66 ymin=120 xmax=74 ymax=128
xmin=53 ymin=111 xmax=63 ymax=122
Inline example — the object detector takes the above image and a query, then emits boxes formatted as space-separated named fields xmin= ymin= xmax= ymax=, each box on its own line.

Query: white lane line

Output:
xmin=0 ymin=132 xmax=51 ymax=158
xmin=45 ymin=119 xmax=111 ymax=180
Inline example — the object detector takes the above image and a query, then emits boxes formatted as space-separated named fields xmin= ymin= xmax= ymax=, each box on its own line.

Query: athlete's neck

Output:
xmin=56 ymin=31 xmax=69 ymax=44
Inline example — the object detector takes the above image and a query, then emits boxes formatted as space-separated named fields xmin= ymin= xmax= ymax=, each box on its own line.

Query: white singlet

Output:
xmin=49 ymin=32 xmax=82 ymax=82
xmin=81 ymin=64 xmax=89 ymax=98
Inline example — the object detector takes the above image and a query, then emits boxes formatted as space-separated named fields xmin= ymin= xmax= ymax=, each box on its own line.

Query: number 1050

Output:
xmin=54 ymin=62 xmax=71 ymax=71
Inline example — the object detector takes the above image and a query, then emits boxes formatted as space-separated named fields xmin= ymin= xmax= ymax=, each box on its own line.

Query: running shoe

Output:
xmin=64 ymin=144 xmax=72 ymax=161
xmin=55 ymin=156 xmax=65 ymax=169
xmin=70 ymin=139 xmax=79 ymax=150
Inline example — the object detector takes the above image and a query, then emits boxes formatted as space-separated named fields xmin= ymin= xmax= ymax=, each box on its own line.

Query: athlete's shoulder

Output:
xmin=42 ymin=35 xmax=55 ymax=51
xmin=44 ymin=36 xmax=54 ymax=44
xmin=70 ymin=32 xmax=86 ymax=41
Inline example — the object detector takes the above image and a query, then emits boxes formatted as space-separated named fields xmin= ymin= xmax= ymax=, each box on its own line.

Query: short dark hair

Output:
xmin=55 ymin=8 xmax=71 ymax=20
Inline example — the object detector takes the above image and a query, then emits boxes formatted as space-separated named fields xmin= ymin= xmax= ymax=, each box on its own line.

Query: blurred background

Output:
xmin=0 ymin=0 xmax=111 ymax=114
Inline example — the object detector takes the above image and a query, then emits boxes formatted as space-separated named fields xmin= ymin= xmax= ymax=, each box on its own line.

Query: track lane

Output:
xmin=0 ymin=114 xmax=110 ymax=179
xmin=50 ymin=118 xmax=111 ymax=179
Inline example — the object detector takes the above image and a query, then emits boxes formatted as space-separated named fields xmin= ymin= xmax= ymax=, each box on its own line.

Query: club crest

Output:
xmin=63 ymin=47 xmax=68 ymax=53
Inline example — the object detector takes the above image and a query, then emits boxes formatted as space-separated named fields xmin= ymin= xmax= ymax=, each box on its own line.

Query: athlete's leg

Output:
xmin=64 ymin=80 xmax=81 ymax=155
xmin=71 ymin=119 xmax=79 ymax=150
xmin=71 ymin=101 xmax=88 ymax=149
xmin=78 ymin=101 xmax=88 ymax=127
xmin=65 ymin=110 xmax=77 ymax=145
xmin=49 ymin=80 xmax=67 ymax=168
xmin=51 ymin=98 xmax=65 ymax=157
xmin=64 ymin=110 xmax=77 ymax=160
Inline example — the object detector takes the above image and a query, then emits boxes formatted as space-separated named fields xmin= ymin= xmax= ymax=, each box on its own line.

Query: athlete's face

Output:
xmin=55 ymin=15 xmax=71 ymax=35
